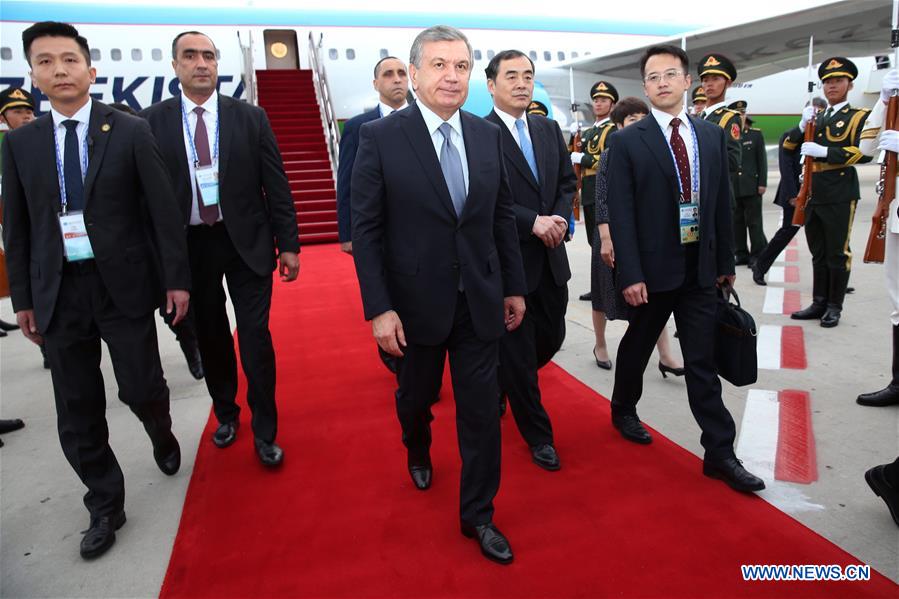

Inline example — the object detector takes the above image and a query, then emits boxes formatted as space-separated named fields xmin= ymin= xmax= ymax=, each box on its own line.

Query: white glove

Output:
xmin=882 ymin=69 xmax=899 ymax=104
xmin=878 ymin=129 xmax=899 ymax=154
xmin=569 ymin=122 xmax=580 ymax=135
xmin=798 ymin=105 xmax=817 ymax=130
xmin=800 ymin=142 xmax=828 ymax=159
xmin=570 ymin=151 xmax=585 ymax=165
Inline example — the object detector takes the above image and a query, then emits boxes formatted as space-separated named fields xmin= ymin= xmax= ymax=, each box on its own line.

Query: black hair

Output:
xmin=484 ymin=49 xmax=535 ymax=81
xmin=610 ymin=97 xmax=649 ymax=126
xmin=172 ymin=31 xmax=216 ymax=59
xmin=22 ymin=21 xmax=91 ymax=66
xmin=373 ymin=56 xmax=404 ymax=78
xmin=639 ymin=44 xmax=689 ymax=78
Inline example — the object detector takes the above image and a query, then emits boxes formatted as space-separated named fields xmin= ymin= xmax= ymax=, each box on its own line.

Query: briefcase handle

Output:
xmin=717 ymin=279 xmax=741 ymax=307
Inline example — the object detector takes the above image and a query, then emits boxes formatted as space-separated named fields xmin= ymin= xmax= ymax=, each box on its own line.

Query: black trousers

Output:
xmin=610 ymin=251 xmax=737 ymax=459
xmin=188 ymin=223 xmax=278 ymax=442
xmin=499 ymin=262 xmax=567 ymax=446
xmin=733 ymin=194 xmax=767 ymax=261
xmin=43 ymin=260 xmax=172 ymax=519
xmin=755 ymin=203 xmax=799 ymax=275
xmin=395 ymin=293 xmax=501 ymax=526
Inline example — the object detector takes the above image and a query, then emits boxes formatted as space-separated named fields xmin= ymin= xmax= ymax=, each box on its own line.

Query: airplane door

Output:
xmin=263 ymin=30 xmax=299 ymax=69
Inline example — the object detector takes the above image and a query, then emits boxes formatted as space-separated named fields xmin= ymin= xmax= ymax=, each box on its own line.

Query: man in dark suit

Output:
xmin=351 ymin=26 xmax=527 ymax=564
xmin=336 ymin=56 xmax=408 ymax=254
xmin=2 ymin=22 xmax=190 ymax=559
xmin=484 ymin=50 xmax=575 ymax=472
xmin=606 ymin=44 xmax=764 ymax=494
xmin=142 ymin=31 xmax=300 ymax=466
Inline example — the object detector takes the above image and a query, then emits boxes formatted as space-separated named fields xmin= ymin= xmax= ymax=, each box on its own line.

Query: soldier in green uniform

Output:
xmin=697 ymin=53 xmax=742 ymax=177
xmin=691 ymin=85 xmax=707 ymax=116
xmin=570 ymin=80 xmax=617 ymax=300
xmin=728 ymin=100 xmax=768 ymax=265
xmin=786 ymin=57 xmax=871 ymax=328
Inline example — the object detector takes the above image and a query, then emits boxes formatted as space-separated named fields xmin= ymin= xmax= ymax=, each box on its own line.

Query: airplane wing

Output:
xmin=565 ymin=0 xmax=892 ymax=81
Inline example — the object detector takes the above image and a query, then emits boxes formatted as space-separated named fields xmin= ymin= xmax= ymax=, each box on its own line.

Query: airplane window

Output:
xmin=90 ymin=48 xmax=101 ymax=61
xmin=543 ymin=51 xmax=551 ymax=62
xmin=152 ymin=48 xmax=163 ymax=61
xmin=329 ymin=48 xmax=338 ymax=60
xmin=1 ymin=47 xmax=13 ymax=60
xmin=571 ymin=51 xmax=579 ymax=59
xmin=346 ymin=49 xmax=355 ymax=60
xmin=474 ymin=49 xmax=482 ymax=61
xmin=529 ymin=50 xmax=537 ymax=61
xmin=558 ymin=51 xmax=565 ymax=61
xmin=379 ymin=48 xmax=388 ymax=59
xmin=131 ymin=49 xmax=142 ymax=61
xmin=487 ymin=50 xmax=495 ymax=59
xmin=111 ymin=48 xmax=122 ymax=61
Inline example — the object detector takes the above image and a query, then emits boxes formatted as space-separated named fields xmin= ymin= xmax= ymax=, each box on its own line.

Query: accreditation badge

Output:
xmin=679 ymin=201 xmax=700 ymax=245
xmin=58 ymin=211 xmax=95 ymax=261
xmin=195 ymin=164 xmax=220 ymax=207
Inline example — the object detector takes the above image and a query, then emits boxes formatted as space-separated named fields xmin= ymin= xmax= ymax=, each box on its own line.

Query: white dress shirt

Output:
xmin=702 ymin=101 xmax=728 ymax=118
xmin=378 ymin=101 xmax=407 ymax=118
xmin=594 ymin=117 xmax=610 ymax=127
xmin=492 ymin=107 xmax=532 ymax=150
xmin=651 ymin=105 xmax=700 ymax=202
xmin=824 ymin=100 xmax=849 ymax=117
xmin=50 ymin=98 xmax=92 ymax=188
xmin=417 ymin=101 xmax=469 ymax=193
xmin=181 ymin=90 xmax=222 ymax=225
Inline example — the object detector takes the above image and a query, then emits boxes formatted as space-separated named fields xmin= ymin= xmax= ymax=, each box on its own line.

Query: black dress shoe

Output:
xmin=408 ymin=465 xmax=432 ymax=490
xmin=820 ymin=308 xmax=841 ymax=328
xmin=593 ymin=346 xmax=612 ymax=370
xmin=151 ymin=431 xmax=181 ymax=476
xmin=846 ymin=287 xmax=855 ymax=294
xmin=461 ymin=522 xmax=513 ymax=564
xmin=658 ymin=362 xmax=685 ymax=378
xmin=734 ymin=257 xmax=749 ymax=266
xmin=751 ymin=264 xmax=766 ymax=286
xmin=80 ymin=510 xmax=126 ymax=559
xmin=579 ymin=291 xmax=592 ymax=301
xmin=0 ymin=319 xmax=19 ymax=331
xmin=0 ymin=418 xmax=25 ymax=435
xmin=703 ymin=456 xmax=766 ymax=493
xmin=0 ymin=329 xmax=6 ymax=338
xmin=865 ymin=464 xmax=899 ymax=527
xmin=857 ymin=385 xmax=899 ymax=407
xmin=611 ymin=414 xmax=652 ymax=444
xmin=530 ymin=444 xmax=560 ymax=471
xmin=180 ymin=343 xmax=204 ymax=380
xmin=212 ymin=420 xmax=239 ymax=448
xmin=791 ymin=303 xmax=827 ymax=320
xmin=254 ymin=438 xmax=284 ymax=466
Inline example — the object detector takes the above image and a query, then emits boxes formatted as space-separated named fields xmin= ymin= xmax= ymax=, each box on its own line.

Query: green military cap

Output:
xmin=692 ymin=86 xmax=707 ymax=102
xmin=698 ymin=53 xmax=737 ymax=82
xmin=818 ymin=56 xmax=858 ymax=81
xmin=728 ymin=100 xmax=747 ymax=113
xmin=590 ymin=81 xmax=619 ymax=103
xmin=0 ymin=86 xmax=36 ymax=115
xmin=527 ymin=100 xmax=549 ymax=117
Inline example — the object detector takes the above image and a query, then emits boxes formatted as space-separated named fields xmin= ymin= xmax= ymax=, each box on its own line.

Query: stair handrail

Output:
xmin=308 ymin=32 xmax=340 ymax=179
xmin=237 ymin=31 xmax=258 ymax=106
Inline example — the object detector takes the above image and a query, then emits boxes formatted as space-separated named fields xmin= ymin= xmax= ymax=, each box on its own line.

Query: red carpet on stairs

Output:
xmin=160 ymin=245 xmax=897 ymax=598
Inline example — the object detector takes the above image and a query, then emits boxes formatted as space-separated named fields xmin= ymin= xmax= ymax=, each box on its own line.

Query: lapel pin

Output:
xmin=101 ymin=123 xmax=111 ymax=132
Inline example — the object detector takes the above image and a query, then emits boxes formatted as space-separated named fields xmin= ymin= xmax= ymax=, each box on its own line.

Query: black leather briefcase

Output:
xmin=715 ymin=282 xmax=758 ymax=386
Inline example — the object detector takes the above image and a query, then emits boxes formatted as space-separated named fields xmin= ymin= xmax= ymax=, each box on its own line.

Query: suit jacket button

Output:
xmin=452 ymin=262 xmax=459 ymax=269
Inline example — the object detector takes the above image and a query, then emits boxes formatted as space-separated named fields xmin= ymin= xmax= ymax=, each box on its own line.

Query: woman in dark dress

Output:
xmin=590 ymin=98 xmax=684 ymax=377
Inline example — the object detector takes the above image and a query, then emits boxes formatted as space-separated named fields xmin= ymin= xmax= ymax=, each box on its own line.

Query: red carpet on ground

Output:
xmin=160 ymin=245 xmax=897 ymax=598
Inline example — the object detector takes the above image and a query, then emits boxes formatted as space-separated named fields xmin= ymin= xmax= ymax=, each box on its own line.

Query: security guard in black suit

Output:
xmin=697 ymin=54 xmax=742 ymax=176
xmin=728 ymin=100 xmax=768 ymax=265
xmin=786 ymin=57 xmax=871 ymax=327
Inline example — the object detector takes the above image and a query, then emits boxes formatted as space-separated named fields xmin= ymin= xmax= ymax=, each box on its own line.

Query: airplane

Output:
xmin=0 ymin=0 xmax=892 ymax=143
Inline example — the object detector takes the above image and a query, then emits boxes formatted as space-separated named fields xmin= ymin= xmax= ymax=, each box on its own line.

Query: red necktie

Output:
xmin=669 ymin=117 xmax=691 ymax=203
xmin=193 ymin=106 xmax=219 ymax=225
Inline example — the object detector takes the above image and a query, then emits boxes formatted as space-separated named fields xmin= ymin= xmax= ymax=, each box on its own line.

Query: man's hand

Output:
xmin=717 ymin=274 xmax=736 ymax=288
xmin=570 ymin=151 xmax=585 ymax=165
xmin=622 ymin=282 xmax=648 ymax=307
xmin=532 ymin=215 xmax=567 ymax=248
xmin=165 ymin=289 xmax=190 ymax=326
xmin=16 ymin=309 xmax=42 ymax=345
xmin=372 ymin=310 xmax=406 ymax=357
xmin=879 ymin=129 xmax=899 ymax=154
xmin=600 ymin=236 xmax=615 ymax=267
xmin=798 ymin=105 xmax=817 ymax=130
xmin=279 ymin=251 xmax=300 ymax=282
xmin=504 ymin=296 xmax=526 ymax=331
xmin=758 ymin=186 xmax=766 ymax=196
xmin=881 ymin=69 xmax=899 ymax=104
xmin=339 ymin=241 xmax=353 ymax=254
xmin=800 ymin=142 xmax=828 ymax=159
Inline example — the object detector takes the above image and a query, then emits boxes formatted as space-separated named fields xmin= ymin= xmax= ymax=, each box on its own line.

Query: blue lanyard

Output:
xmin=181 ymin=101 xmax=219 ymax=166
xmin=663 ymin=117 xmax=700 ymax=201
xmin=52 ymin=122 xmax=89 ymax=214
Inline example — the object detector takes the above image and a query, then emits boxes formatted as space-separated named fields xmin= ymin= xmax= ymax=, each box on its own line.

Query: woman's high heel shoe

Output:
xmin=658 ymin=362 xmax=685 ymax=378
xmin=594 ymin=347 xmax=612 ymax=370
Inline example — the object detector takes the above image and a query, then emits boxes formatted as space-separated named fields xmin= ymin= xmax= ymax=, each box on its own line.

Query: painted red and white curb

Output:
xmin=757 ymin=325 xmax=807 ymax=370
xmin=763 ymin=287 xmax=803 ymax=315
xmin=764 ymin=265 xmax=800 ymax=284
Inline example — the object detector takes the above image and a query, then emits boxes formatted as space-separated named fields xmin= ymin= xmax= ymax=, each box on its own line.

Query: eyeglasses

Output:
xmin=644 ymin=69 xmax=684 ymax=84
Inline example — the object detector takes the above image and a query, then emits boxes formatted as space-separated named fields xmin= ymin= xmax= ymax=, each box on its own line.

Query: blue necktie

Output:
xmin=438 ymin=122 xmax=466 ymax=217
xmin=62 ymin=120 xmax=84 ymax=211
xmin=515 ymin=118 xmax=539 ymax=182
